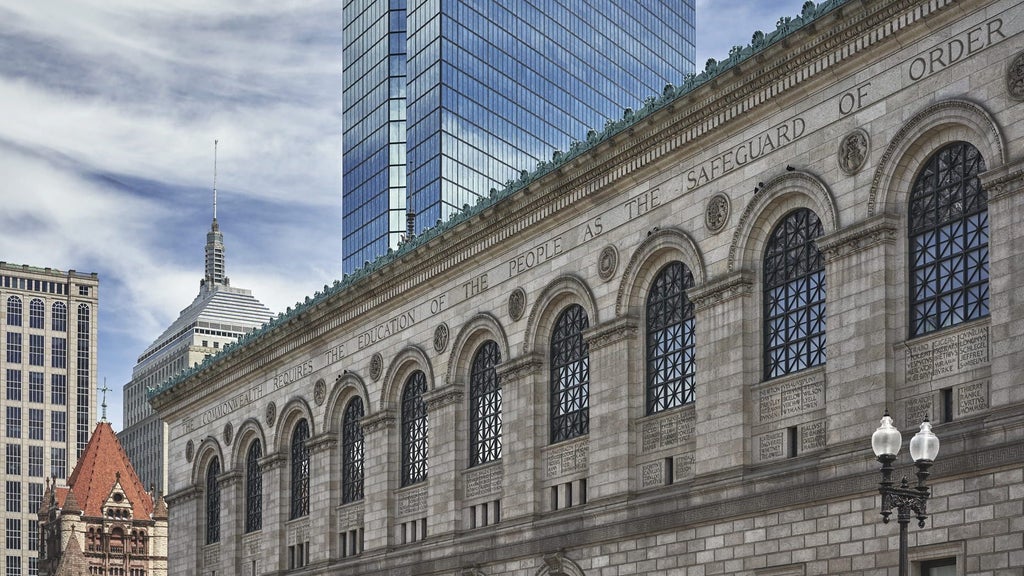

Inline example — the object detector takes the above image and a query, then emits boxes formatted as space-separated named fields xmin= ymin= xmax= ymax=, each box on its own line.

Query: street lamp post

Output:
xmin=871 ymin=410 xmax=940 ymax=576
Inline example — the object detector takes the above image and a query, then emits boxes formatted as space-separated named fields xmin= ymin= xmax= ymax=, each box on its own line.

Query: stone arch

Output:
xmin=868 ymin=99 xmax=1006 ymax=217
xmin=379 ymin=345 xmax=435 ymax=411
xmin=535 ymin=552 xmax=586 ymax=576
xmin=325 ymin=371 xmax=370 ymax=433
xmin=231 ymin=418 xmax=267 ymax=470
xmin=728 ymin=170 xmax=839 ymax=273
xmin=523 ymin=274 xmax=599 ymax=356
xmin=445 ymin=313 xmax=511 ymax=388
xmin=274 ymin=397 xmax=315 ymax=454
xmin=616 ymin=227 xmax=707 ymax=316
xmin=191 ymin=437 xmax=224 ymax=486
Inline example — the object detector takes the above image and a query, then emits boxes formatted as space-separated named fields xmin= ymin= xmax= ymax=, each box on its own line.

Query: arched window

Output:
xmin=51 ymin=302 xmax=67 ymax=332
xmin=469 ymin=340 xmax=502 ymax=466
xmin=909 ymin=141 xmax=989 ymax=336
xmin=205 ymin=457 xmax=221 ymax=544
xmin=290 ymin=419 xmax=310 ymax=519
xmin=763 ymin=208 xmax=826 ymax=379
xmin=29 ymin=299 xmax=44 ymax=329
xmin=7 ymin=296 xmax=22 ymax=326
xmin=646 ymin=261 xmax=697 ymax=414
xmin=550 ymin=304 xmax=590 ymax=443
xmin=342 ymin=397 xmax=365 ymax=503
xmin=245 ymin=440 xmax=262 ymax=533
xmin=400 ymin=371 xmax=428 ymax=486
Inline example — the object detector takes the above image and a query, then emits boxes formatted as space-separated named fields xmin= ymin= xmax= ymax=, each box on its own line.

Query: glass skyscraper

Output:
xmin=342 ymin=0 xmax=696 ymax=273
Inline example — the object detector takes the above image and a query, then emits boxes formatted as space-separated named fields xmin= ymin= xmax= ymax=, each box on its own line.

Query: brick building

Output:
xmin=150 ymin=0 xmax=1024 ymax=574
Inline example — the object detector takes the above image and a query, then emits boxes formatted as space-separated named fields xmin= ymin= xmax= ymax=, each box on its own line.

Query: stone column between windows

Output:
xmin=816 ymin=214 xmax=899 ymax=441
xmin=215 ymin=469 xmax=242 ymax=575
xmin=423 ymin=386 xmax=464 ymax=536
xmin=583 ymin=315 xmax=640 ymax=501
xmin=255 ymin=453 xmax=286 ymax=573
xmin=689 ymin=271 xmax=754 ymax=478
xmin=163 ymin=485 xmax=200 ymax=576
xmin=305 ymin=432 xmax=337 ymax=565
xmin=358 ymin=410 xmax=395 ymax=551
xmin=495 ymin=353 xmax=544 ymax=520
xmin=980 ymin=160 xmax=1024 ymax=406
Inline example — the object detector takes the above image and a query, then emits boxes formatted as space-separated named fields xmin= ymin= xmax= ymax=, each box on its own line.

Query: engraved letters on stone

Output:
xmin=756 ymin=373 xmax=824 ymax=424
xmin=641 ymin=409 xmax=696 ymax=453
xmin=903 ymin=394 xmax=933 ymax=428
xmin=544 ymin=438 xmax=589 ymax=479
xmin=640 ymin=461 xmax=666 ymax=489
xmin=957 ymin=380 xmax=989 ymax=417
xmin=397 ymin=485 xmax=428 ymax=517
xmin=904 ymin=325 xmax=990 ymax=384
xmin=756 ymin=430 xmax=786 ymax=463
xmin=464 ymin=464 xmax=503 ymax=499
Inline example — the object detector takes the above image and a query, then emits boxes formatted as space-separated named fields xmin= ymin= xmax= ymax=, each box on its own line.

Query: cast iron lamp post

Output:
xmin=871 ymin=410 xmax=940 ymax=576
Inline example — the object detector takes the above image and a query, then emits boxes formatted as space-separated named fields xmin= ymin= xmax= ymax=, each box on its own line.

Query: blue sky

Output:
xmin=0 ymin=0 xmax=795 ymax=430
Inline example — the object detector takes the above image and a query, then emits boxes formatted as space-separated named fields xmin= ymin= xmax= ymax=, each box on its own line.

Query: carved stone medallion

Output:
xmin=705 ymin=193 xmax=730 ymax=233
xmin=185 ymin=439 xmax=195 ymax=463
xmin=1008 ymin=51 xmax=1024 ymax=101
xmin=223 ymin=422 xmax=233 ymax=446
xmin=314 ymin=379 xmax=326 ymax=406
xmin=434 ymin=323 xmax=450 ymax=353
xmin=370 ymin=353 xmax=383 ymax=381
xmin=598 ymin=245 xmax=619 ymax=281
xmin=265 ymin=402 xmax=277 ymax=427
xmin=838 ymin=129 xmax=870 ymax=175
xmin=508 ymin=288 xmax=526 ymax=321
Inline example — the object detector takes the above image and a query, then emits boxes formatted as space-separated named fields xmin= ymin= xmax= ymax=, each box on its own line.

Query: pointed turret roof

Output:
xmin=66 ymin=422 xmax=153 ymax=520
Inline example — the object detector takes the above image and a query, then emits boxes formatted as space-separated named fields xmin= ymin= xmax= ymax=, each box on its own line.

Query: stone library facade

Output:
xmin=151 ymin=0 xmax=1024 ymax=574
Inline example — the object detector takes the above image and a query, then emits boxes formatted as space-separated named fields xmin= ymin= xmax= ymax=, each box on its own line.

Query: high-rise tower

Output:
xmin=119 ymin=196 xmax=272 ymax=492
xmin=341 ymin=0 xmax=696 ymax=273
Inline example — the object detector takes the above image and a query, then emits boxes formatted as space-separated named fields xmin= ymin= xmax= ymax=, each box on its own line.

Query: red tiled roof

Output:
xmin=65 ymin=422 xmax=154 ymax=520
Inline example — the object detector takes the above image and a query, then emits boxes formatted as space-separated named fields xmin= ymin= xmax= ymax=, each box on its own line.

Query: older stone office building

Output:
xmin=151 ymin=0 xmax=1024 ymax=574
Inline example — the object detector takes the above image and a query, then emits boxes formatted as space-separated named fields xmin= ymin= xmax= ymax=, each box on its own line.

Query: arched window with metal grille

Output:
xmin=290 ymin=419 xmax=310 ymax=519
xmin=342 ymin=397 xmax=365 ymax=503
xmin=469 ymin=340 xmax=502 ymax=466
xmin=400 ymin=371 xmax=428 ymax=486
xmin=550 ymin=304 xmax=590 ymax=443
xmin=646 ymin=261 xmax=696 ymax=414
xmin=245 ymin=440 xmax=262 ymax=533
xmin=205 ymin=457 xmax=221 ymax=544
xmin=763 ymin=208 xmax=826 ymax=379
xmin=909 ymin=141 xmax=989 ymax=337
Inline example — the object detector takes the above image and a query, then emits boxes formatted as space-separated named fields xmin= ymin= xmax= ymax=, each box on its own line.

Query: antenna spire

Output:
xmin=213 ymin=139 xmax=218 ymax=221
xmin=100 ymin=378 xmax=111 ymax=422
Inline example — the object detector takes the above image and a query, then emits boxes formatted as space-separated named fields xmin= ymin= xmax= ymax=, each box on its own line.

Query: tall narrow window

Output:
xmin=342 ymin=397 xmax=365 ymax=503
xmin=550 ymin=304 xmax=590 ymax=443
xmin=290 ymin=419 xmax=310 ymax=519
xmin=646 ymin=261 xmax=696 ymax=414
xmin=205 ymin=458 xmax=221 ymax=544
xmin=764 ymin=208 xmax=826 ymax=379
xmin=51 ymin=302 xmax=67 ymax=332
xmin=7 ymin=296 xmax=22 ymax=326
xmin=469 ymin=341 xmax=502 ymax=466
xmin=245 ymin=440 xmax=262 ymax=533
xmin=29 ymin=299 xmax=44 ymax=329
xmin=909 ymin=141 xmax=988 ymax=336
xmin=401 ymin=371 xmax=428 ymax=486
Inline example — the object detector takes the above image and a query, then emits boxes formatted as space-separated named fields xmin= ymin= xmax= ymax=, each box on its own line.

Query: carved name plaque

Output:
xmin=957 ymin=380 xmax=989 ymax=417
xmin=242 ymin=533 xmax=261 ymax=558
xmin=799 ymin=420 xmax=827 ymax=452
xmin=544 ymin=438 xmax=589 ymax=479
xmin=641 ymin=409 xmax=696 ymax=453
xmin=286 ymin=518 xmax=310 ymax=546
xmin=756 ymin=430 xmax=786 ymax=463
xmin=337 ymin=503 xmax=364 ymax=530
xmin=903 ymin=394 xmax=933 ymax=428
xmin=397 ymin=485 xmax=428 ymax=517
xmin=641 ymin=461 xmax=666 ymax=489
xmin=674 ymin=453 xmax=696 ymax=480
xmin=905 ymin=325 xmax=989 ymax=384
xmin=203 ymin=544 xmax=221 ymax=567
xmin=757 ymin=373 xmax=824 ymax=423
xmin=464 ymin=465 xmax=503 ymax=499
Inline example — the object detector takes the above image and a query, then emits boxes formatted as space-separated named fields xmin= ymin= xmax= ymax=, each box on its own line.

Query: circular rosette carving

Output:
xmin=223 ymin=422 xmax=233 ymax=446
xmin=185 ymin=439 xmax=195 ymax=463
xmin=508 ymin=288 xmax=526 ymax=321
xmin=598 ymin=245 xmax=619 ymax=281
xmin=838 ymin=128 xmax=870 ymax=175
xmin=314 ymin=378 xmax=327 ymax=406
xmin=370 ymin=352 xmax=383 ymax=381
xmin=265 ymin=401 xmax=277 ymax=427
xmin=1008 ymin=51 xmax=1024 ymax=101
xmin=434 ymin=323 xmax=450 ymax=353
xmin=705 ymin=193 xmax=731 ymax=233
